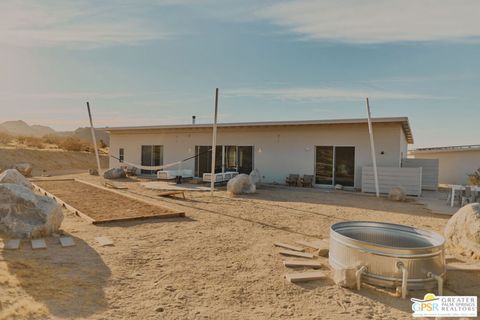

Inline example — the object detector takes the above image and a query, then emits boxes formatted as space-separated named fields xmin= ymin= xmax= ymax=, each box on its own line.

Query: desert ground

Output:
xmin=2 ymin=167 xmax=479 ymax=320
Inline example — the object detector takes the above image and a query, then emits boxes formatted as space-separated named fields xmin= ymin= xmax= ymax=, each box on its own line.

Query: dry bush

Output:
xmin=0 ymin=131 xmax=13 ymax=145
xmin=42 ymin=134 xmax=63 ymax=145
xmin=24 ymin=136 xmax=45 ymax=149
xmin=58 ymin=137 xmax=93 ymax=152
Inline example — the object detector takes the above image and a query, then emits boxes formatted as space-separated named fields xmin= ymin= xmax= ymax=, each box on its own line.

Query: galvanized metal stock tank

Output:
xmin=329 ymin=221 xmax=446 ymax=290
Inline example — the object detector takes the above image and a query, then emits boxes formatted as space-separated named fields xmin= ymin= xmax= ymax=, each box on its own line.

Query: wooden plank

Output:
xmin=283 ymin=260 xmax=322 ymax=269
xmin=447 ymin=262 xmax=480 ymax=271
xmin=274 ymin=242 xmax=305 ymax=252
xmin=29 ymin=178 xmax=75 ymax=183
xmin=158 ymin=191 xmax=186 ymax=199
xmin=279 ymin=249 xmax=314 ymax=259
xmin=285 ymin=271 xmax=326 ymax=283
xmin=295 ymin=239 xmax=328 ymax=250
xmin=104 ymin=181 xmax=128 ymax=190
xmin=92 ymin=212 xmax=185 ymax=224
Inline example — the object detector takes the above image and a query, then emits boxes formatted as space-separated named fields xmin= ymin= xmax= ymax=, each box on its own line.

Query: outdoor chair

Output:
xmin=300 ymin=175 xmax=314 ymax=187
xmin=286 ymin=174 xmax=299 ymax=186
xmin=461 ymin=186 xmax=474 ymax=206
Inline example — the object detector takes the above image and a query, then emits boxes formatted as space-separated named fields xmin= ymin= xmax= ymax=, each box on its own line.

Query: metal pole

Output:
xmin=366 ymin=98 xmax=380 ymax=197
xmin=210 ymin=88 xmax=219 ymax=196
xmin=87 ymin=102 xmax=102 ymax=176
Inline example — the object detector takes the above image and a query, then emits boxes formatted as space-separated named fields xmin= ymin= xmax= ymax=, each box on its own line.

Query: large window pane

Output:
xmin=238 ymin=146 xmax=253 ymax=174
xmin=315 ymin=146 xmax=334 ymax=185
xmin=334 ymin=147 xmax=355 ymax=187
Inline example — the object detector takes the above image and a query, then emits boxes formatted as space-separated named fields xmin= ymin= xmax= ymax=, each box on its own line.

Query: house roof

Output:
xmin=410 ymin=144 xmax=480 ymax=154
xmin=102 ymin=116 xmax=414 ymax=144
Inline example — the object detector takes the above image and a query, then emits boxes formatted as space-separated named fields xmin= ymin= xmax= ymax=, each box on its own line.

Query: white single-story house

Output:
xmin=104 ymin=117 xmax=414 ymax=190
xmin=409 ymin=145 xmax=480 ymax=185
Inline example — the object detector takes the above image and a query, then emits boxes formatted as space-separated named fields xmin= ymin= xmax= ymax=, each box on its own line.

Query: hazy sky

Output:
xmin=1 ymin=0 xmax=480 ymax=148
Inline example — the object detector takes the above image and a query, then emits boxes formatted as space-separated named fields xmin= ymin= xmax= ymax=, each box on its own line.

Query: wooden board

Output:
xmin=447 ymin=262 xmax=480 ymax=271
xmin=279 ymin=250 xmax=314 ymax=259
xmin=104 ymin=181 xmax=128 ymax=190
xmin=285 ymin=271 xmax=326 ymax=283
xmin=295 ymin=239 xmax=329 ymax=250
xmin=274 ymin=242 xmax=305 ymax=252
xmin=283 ymin=260 xmax=322 ymax=269
xmin=158 ymin=191 xmax=186 ymax=199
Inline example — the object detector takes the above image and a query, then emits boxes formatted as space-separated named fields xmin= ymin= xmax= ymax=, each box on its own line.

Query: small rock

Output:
xmin=389 ymin=186 xmax=406 ymax=201
xmin=155 ymin=307 xmax=164 ymax=312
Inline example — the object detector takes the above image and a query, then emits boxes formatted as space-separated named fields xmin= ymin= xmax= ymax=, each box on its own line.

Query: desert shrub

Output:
xmin=58 ymin=137 xmax=93 ymax=152
xmin=24 ymin=136 xmax=45 ymax=149
xmin=16 ymin=136 xmax=27 ymax=144
xmin=0 ymin=132 xmax=13 ymax=145
xmin=468 ymin=168 xmax=480 ymax=186
xmin=42 ymin=134 xmax=63 ymax=145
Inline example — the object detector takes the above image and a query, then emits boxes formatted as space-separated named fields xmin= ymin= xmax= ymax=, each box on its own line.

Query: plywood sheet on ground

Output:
xmin=35 ymin=180 xmax=184 ymax=223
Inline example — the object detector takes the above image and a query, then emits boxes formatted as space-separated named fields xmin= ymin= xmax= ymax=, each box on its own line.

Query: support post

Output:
xmin=87 ymin=102 xmax=102 ymax=176
xmin=210 ymin=88 xmax=219 ymax=196
xmin=366 ymin=98 xmax=379 ymax=197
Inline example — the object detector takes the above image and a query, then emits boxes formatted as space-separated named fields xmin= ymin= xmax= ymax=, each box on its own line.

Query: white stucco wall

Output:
xmin=108 ymin=123 xmax=406 ymax=188
xmin=412 ymin=150 xmax=480 ymax=185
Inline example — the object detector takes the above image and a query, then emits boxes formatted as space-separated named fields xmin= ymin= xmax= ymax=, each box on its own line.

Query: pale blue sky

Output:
xmin=1 ymin=0 xmax=480 ymax=148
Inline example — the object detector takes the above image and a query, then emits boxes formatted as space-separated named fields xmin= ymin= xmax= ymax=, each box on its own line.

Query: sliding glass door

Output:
xmin=237 ymin=146 xmax=253 ymax=174
xmin=315 ymin=146 xmax=355 ymax=187
xmin=194 ymin=145 xmax=254 ymax=176
xmin=334 ymin=147 xmax=355 ymax=187
xmin=194 ymin=146 xmax=222 ymax=177
xmin=141 ymin=145 xmax=163 ymax=175
xmin=315 ymin=146 xmax=334 ymax=185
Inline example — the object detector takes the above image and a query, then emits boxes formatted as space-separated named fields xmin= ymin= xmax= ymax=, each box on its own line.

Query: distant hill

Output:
xmin=0 ymin=120 xmax=109 ymax=145
xmin=0 ymin=120 xmax=56 ymax=137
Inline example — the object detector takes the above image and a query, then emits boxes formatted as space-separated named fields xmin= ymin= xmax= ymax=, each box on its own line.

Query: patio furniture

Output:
xmin=461 ymin=186 xmax=475 ymax=206
xmin=286 ymin=174 xmax=299 ymax=186
xmin=448 ymin=185 xmax=480 ymax=207
xmin=300 ymin=175 xmax=314 ymax=187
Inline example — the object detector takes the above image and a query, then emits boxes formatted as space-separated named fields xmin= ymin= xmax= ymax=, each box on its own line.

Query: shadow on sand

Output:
xmin=2 ymin=235 xmax=110 ymax=318
xmin=232 ymin=185 xmax=452 ymax=220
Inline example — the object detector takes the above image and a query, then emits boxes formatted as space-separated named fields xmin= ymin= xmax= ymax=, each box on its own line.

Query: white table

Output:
xmin=449 ymin=185 xmax=480 ymax=207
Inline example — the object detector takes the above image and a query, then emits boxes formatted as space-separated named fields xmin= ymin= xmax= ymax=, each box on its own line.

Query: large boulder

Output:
xmin=227 ymin=170 xmax=261 ymax=195
xmin=389 ymin=186 xmax=406 ymax=201
xmin=0 ymin=169 xmax=33 ymax=189
xmin=444 ymin=203 xmax=480 ymax=259
xmin=103 ymin=168 xmax=126 ymax=179
xmin=12 ymin=163 xmax=33 ymax=177
xmin=0 ymin=184 xmax=64 ymax=238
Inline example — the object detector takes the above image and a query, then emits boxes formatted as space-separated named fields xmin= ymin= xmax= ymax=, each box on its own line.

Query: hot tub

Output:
xmin=329 ymin=221 xmax=445 ymax=295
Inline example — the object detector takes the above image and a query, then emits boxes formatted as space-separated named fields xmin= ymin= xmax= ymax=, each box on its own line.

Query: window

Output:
xmin=119 ymin=148 xmax=125 ymax=163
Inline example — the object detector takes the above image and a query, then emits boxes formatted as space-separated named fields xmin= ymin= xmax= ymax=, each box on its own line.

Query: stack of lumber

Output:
xmin=275 ymin=239 xmax=330 ymax=283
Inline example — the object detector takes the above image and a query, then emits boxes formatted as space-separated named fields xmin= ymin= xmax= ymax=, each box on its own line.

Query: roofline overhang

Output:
xmin=101 ymin=117 xmax=414 ymax=144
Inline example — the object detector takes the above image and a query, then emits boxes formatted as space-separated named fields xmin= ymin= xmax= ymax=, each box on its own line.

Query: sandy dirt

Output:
xmin=1 ymin=173 xmax=479 ymax=320
xmin=34 ymin=180 xmax=181 ymax=222
xmin=0 ymin=147 xmax=108 ymax=176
